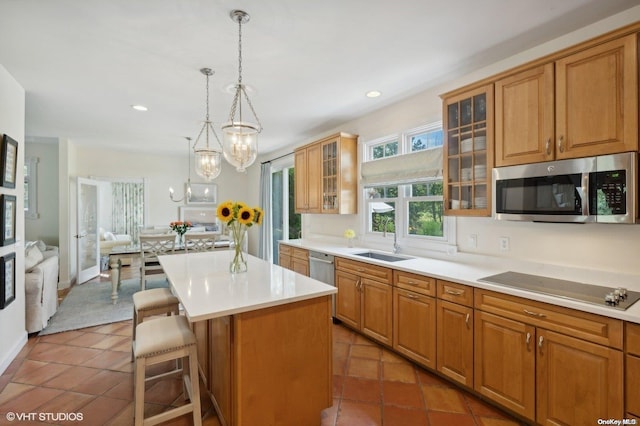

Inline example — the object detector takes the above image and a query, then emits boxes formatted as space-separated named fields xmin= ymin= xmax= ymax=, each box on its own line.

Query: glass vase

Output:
xmin=229 ymin=222 xmax=248 ymax=273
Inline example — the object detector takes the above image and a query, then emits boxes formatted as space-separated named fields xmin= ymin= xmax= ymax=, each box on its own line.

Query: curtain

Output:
xmin=111 ymin=182 xmax=144 ymax=242
xmin=258 ymin=162 xmax=272 ymax=261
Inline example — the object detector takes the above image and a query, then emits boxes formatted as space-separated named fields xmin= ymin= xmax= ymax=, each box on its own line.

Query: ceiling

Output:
xmin=0 ymin=0 xmax=637 ymax=156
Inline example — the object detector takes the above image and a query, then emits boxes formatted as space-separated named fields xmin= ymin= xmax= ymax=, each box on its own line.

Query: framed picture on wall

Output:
xmin=1 ymin=134 xmax=18 ymax=188
xmin=187 ymin=183 xmax=217 ymax=204
xmin=1 ymin=194 xmax=16 ymax=246
xmin=0 ymin=252 xmax=15 ymax=309
xmin=179 ymin=206 xmax=221 ymax=233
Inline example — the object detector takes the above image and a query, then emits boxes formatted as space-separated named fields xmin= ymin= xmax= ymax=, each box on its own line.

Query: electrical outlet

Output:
xmin=499 ymin=236 xmax=510 ymax=251
xmin=468 ymin=234 xmax=477 ymax=248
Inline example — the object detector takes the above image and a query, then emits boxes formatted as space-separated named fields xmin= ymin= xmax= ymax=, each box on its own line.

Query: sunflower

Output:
xmin=217 ymin=201 xmax=235 ymax=223
xmin=237 ymin=206 xmax=255 ymax=225
xmin=253 ymin=207 xmax=264 ymax=225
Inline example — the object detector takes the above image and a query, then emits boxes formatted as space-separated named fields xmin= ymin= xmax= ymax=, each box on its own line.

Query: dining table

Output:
xmin=158 ymin=250 xmax=337 ymax=426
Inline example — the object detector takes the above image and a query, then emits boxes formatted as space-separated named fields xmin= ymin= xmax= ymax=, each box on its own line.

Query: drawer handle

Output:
xmin=406 ymin=280 xmax=419 ymax=286
xmin=357 ymin=268 xmax=365 ymax=272
xmin=445 ymin=289 xmax=464 ymax=296
xmin=538 ymin=336 xmax=544 ymax=348
xmin=407 ymin=293 xmax=420 ymax=300
xmin=523 ymin=309 xmax=546 ymax=318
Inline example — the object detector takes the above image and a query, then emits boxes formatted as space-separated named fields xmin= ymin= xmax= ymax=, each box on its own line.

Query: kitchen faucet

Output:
xmin=381 ymin=217 xmax=400 ymax=254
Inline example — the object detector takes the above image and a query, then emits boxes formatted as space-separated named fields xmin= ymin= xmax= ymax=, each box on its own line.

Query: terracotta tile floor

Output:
xmin=0 ymin=265 xmax=527 ymax=425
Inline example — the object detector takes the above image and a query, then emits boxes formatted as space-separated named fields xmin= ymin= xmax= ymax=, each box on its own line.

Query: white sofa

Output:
xmin=99 ymin=229 xmax=132 ymax=256
xmin=25 ymin=241 xmax=59 ymax=333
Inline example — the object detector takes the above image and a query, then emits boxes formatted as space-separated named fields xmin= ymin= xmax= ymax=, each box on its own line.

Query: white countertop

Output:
xmin=158 ymin=251 xmax=337 ymax=322
xmin=281 ymin=239 xmax=640 ymax=324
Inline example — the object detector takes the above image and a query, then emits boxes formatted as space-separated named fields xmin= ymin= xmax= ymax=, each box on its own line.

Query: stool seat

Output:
xmin=134 ymin=315 xmax=201 ymax=426
xmin=133 ymin=288 xmax=179 ymax=312
xmin=135 ymin=315 xmax=195 ymax=358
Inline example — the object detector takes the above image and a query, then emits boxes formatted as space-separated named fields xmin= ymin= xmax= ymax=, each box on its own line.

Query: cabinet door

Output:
xmin=393 ymin=288 xmax=436 ymax=369
xmin=627 ymin=355 xmax=640 ymax=418
xmin=278 ymin=253 xmax=291 ymax=270
xmin=537 ymin=329 xmax=623 ymax=425
xmin=495 ymin=63 xmax=555 ymax=166
xmin=335 ymin=270 xmax=360 ymax=329
xmin=436 ymin=300 xmax=473 ymax=387
xmin=294 ymin=149 xmax=308 ymax=213
xmin=291 ymin=257 xmax=309 ymax=276
xmin=306 ymin=143 xmax=323 ymax=213
xmin=555 ymin=34 xmax=638 ymax=159
xmin=361 ymin=278 xmax=393 ymax=345
xmin=474 ymin=311 xmax=535 ymax=421
xmin=193 ymin=320 xmax=210 ymax=387
xmin=443 ymin=84 xmax=494 ymax=216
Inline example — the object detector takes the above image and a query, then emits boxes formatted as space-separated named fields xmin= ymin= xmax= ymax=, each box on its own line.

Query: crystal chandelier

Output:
xmin=193 ymin=68 xmax=223 ymax=180
xmin=169 ymin=137 xmax=193 ymax=203
xmin=221 ymin=10 xmax=262 ymax=173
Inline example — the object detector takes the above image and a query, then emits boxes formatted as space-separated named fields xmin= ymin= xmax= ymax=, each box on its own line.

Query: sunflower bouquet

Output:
xmin=217 ymin=201 xmax=264 ymax=273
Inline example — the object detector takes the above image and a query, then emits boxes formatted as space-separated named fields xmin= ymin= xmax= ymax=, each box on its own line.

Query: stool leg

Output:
xmin=134 ymin=356 xmax=146 ymax=426
xmin=188 ymin=347 xmax=202 ymax=426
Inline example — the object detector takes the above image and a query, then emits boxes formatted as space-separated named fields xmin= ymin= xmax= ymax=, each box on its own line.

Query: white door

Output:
xmin=76 ymin=177 xmax=100 ymax=283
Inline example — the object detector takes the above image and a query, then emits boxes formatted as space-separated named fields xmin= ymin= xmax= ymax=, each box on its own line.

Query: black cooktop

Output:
xmin=478 ymin=271 xmax=640 ymax=311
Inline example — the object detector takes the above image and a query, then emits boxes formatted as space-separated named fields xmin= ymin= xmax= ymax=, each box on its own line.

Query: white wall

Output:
xmin=0 ymin=64 xmax=26 ymax=374
xmin=24 ymin=142 xmax=59 ymax=246
xmin=255 ymin=6 xmax=640 ymax=275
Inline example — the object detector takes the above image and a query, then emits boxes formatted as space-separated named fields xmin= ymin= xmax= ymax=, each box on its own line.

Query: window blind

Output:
xmin=361 ymin=147 xmax=442 ymax=186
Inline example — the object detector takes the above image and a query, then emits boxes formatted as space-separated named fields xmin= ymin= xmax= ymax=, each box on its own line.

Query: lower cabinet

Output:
xmin=475 ymin=289 xmax=624 ymax=424
xmin=335 ymin=257 xmax=393 ymax=346
xmin=393 ymin=287 xmax=436 ymax=369
xmin=436 ymin=299 xmax=473 ymax=387
xmin=626 ymin=323 xmax=640 ymax=418
xmin=278 ymin=244 xmax=309 ymax=276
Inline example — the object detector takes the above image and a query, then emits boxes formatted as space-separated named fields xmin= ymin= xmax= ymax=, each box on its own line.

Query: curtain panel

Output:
xmin=111 ymin=182 xmax=144 ymax=241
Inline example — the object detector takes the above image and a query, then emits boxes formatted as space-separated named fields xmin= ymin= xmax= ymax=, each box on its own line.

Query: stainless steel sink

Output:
xmin=353 ymin=251 xmax=413 ymax=262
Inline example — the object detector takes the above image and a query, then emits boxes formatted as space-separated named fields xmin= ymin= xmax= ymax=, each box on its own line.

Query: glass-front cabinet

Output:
xmin=442 ymin=84 xmax=494 ymax=216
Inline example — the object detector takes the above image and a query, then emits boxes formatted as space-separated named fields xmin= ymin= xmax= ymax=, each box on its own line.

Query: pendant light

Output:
xmin=221 ymin=9 xmax=262 ymax=173
xmin=169 ymin=137 xmax=193 ymax=203
xmin=193 ymin=68 xmax=223 ymax=180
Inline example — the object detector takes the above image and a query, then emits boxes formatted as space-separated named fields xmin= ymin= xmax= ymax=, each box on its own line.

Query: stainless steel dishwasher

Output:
xmin=308 ymin=250 xmax=336 ymax=318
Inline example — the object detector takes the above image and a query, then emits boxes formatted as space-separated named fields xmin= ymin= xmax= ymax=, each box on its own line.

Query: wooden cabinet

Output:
xmin=393 ymin=271 xmax=436 ymax=369
xmin=496 ymin=33 xmax=638 ymax=166
xmin=626 ymin=322 xmax=640 ymax=418
xmin=278 ymin=244 xmax=309 ymax=276
xmin=294 ymin=142 xmax=322 ymax=213
xmin=294 ymin=132 xmax=358 ymax=214
xmin=474 ymin=289 xmax=624 ymax=423
xmin=335 ymin=257 xmax=393 ymax=345
xmin=442 ymin=84 xmax=494 ymax=216
xmin=436 ymin=280 xmax=473 ymax=388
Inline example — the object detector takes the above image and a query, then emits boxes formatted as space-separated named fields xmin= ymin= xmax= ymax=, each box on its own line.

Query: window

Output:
xmin=363 ymin=122 xmax=454 ymax=251
xmin=271 ymin=159 xmax=300 ymax=263
xmin=24 ymin=157 xmax=39 ymax=219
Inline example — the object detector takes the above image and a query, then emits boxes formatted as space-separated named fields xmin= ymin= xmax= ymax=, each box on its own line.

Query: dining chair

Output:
xmin=139 ymin=234 xmax=175 ymax=289
xmin=184 ymin=231 xmax=219 ymax=253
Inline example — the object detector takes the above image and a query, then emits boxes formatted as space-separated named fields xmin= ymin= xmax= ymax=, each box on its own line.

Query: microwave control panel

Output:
xmin=591 ymin=170 xmax=626 ymax=215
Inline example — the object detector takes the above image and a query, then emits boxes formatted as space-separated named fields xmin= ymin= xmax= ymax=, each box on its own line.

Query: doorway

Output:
xmin=271 ymin=162 xmax=300 ymax=263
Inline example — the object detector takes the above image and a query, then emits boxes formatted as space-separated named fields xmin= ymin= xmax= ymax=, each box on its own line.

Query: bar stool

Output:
xmin=132 ymin=288 xmax=180 ymax=361
xmin=133 ymin=315 xmax=201 ymax=426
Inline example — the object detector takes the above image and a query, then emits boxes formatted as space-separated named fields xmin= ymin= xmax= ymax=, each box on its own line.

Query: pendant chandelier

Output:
xmin=169 ymin=137 xmax=193 ymax=203
xmin=221 ymin=9 xmax=262 ymax=173
xmin=193 ymin=68 xmax=223 ymax=181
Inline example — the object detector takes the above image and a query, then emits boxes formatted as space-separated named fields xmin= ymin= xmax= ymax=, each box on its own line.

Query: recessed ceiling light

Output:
xmin=366 ymin=90 xmax=381 ymax=98
xmin=131 ymin=105 xmax=148 ymax=111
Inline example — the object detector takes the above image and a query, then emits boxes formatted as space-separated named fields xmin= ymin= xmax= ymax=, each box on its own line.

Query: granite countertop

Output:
xmin=158 ymin=250 xmax=336 ymax=322
xmin=280 ymin=239 xmax=640 ymax=324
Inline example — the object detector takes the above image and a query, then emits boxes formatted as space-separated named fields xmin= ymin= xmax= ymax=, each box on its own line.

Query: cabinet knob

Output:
xmin=558 ymin=136 xmax=564 ymax=153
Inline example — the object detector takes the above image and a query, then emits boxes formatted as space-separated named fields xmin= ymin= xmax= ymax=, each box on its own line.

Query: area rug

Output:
xmin=39 ymin=278 xmax=169 ymax=335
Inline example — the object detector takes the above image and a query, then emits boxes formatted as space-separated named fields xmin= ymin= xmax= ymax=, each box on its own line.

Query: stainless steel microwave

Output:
xmin=493 ymin=152 xmax=637 ymax=223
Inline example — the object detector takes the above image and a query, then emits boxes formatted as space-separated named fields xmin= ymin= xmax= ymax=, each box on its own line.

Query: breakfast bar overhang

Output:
xmin=158 ymin=251 xmax=337 ymax=426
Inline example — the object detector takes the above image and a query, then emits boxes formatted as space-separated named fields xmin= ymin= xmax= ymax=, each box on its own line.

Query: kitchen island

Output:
xmin=158 ymin=251 xmax=337 ymax=426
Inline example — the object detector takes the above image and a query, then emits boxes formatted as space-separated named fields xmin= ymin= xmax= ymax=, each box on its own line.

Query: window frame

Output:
xmin=24 ymin=156 xmax=39 ymax=220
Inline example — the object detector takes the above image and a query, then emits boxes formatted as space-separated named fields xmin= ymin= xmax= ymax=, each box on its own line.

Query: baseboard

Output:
xmin=0 ymin=331 xmax=27 ymax=375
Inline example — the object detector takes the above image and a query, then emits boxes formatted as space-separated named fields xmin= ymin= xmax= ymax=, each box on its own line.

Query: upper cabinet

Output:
xmin=496 ymin=33 xmax=638 ymax=167
xmin=294 ymin=132 xmax=358 ymax=214
xmin=442 ymin=84 xmax=494 ymax=216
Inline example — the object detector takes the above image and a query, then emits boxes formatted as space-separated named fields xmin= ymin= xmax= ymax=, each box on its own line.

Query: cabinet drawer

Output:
xmin=474 ymin=289 xmax=623 ymax=349
xmin=437 ymin=280 xmax=473 ymax=307
xmin=279 ymin=244 xmax=292 ymax=255
xmin=335 ymin=257 xmax=392 ymax=283
xmin=394 ymin=270 xmax=435 ymax=296
xmin=291 ymin=247 xmax=308 ymax=260
xmin=626 ymin=322 xmax=640 ymax=356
